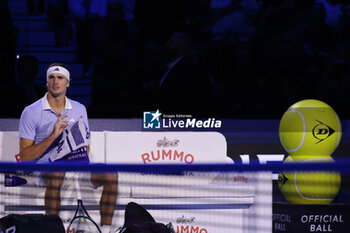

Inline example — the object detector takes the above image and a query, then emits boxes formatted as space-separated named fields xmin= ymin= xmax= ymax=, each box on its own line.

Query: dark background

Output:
xmin=1 ymin=0 xmax=350 ymax=119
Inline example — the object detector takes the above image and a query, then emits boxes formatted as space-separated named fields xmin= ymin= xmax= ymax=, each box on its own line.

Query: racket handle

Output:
xmin=74 ymin=174 xmax=82 ymax=200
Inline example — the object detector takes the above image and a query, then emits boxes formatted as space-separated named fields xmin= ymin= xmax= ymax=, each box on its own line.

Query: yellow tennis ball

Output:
xmin=278 ymin=155 xmax=341 ymax=204
xmin=279 ymin=99 xmax=342 ymax=156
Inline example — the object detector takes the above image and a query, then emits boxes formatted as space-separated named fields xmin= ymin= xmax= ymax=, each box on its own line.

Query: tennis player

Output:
xmin=18 ymin=63 xmax=118 ymax=233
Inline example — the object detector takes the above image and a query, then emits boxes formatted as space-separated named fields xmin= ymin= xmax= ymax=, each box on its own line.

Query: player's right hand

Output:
xmin=51 ymin=115 xmax=68 ymax=139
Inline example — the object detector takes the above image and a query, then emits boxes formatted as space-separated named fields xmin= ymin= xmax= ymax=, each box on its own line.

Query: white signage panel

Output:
xmin=105 ymin=132 xmax=227 ymax=164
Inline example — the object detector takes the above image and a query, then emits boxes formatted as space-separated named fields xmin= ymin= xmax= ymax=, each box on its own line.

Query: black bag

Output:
xmin=120 ymin=202 xmax=174 ymax=233
xmin=0 ymin=214 xmax=65 ymax=233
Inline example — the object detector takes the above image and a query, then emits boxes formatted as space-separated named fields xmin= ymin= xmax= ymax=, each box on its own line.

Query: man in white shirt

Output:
xmin=19 ymin=63 xmax=118 ymax=233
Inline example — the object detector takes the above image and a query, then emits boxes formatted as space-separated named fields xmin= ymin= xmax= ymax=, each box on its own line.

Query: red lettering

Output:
xmin=184 ymin=154 xmax=194 ymax=164
xmin=141 ymin=151 xmax=194 ymax=164
xmin=191 ymin=226 xmax=199 ymax=233
xmin=174 ymin=151 xmax=184 ymax=161
xmin=15 ymin=154 xmax=21 ymax=162
xmin=181 ymin=225 xmax=189 ymax=233
xmin=176 ymin=225 xmax=207 ymax=233
xmin=141 ymin=153 xmax=151 ymax=164
xmin=151 ymin=151 xmax=160 ymax=161
xmin=162 ymin=150 xmax=172 ymax=160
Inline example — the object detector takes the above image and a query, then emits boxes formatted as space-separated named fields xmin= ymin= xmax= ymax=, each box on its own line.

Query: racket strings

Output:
xmin=68 ymin=216 xmax=100 ymax=233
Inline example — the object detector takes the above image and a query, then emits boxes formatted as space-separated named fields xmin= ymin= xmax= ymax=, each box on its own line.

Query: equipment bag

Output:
xmin=0 ymin=214 xmax=65 ymax=233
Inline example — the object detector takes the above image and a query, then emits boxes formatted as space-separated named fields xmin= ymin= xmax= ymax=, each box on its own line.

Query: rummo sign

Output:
xmin=104 ymin=131 xmax=263 ymax=233
xmin=105 ymin=132 xmax=227 ymax=164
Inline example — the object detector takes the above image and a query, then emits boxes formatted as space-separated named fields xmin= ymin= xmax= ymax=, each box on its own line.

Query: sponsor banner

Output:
xmin=104 ymin=131 xmax=259 ymax=233
xmin=0 ymin=132 xmax=19 ymax=162
xmin=105 ymin=132 xmax=227 ymax=164
xmin=273 ymin=203 xmax=350 ymax=233
xmin=145 ymin=208 xmax=245 ymax=233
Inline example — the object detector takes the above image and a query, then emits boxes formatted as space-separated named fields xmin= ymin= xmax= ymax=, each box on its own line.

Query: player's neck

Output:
xmin=47 ymin=92 xmax=66 ymax=115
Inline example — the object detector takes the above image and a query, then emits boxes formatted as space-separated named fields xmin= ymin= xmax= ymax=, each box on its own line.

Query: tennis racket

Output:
xmin=67 ymin=174 xmax=101 ymax=233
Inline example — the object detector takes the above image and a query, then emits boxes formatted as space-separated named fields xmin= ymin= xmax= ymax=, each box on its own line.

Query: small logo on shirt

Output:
xmin=69 ymin=118 xmax=75 ymax=123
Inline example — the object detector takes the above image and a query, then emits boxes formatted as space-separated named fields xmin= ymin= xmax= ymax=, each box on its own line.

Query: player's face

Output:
xmin=47 ymin=73 xmax=69 ymax=97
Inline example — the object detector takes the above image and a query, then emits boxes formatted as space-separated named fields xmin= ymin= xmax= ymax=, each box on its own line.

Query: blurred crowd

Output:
xmin=1 ymin=0 xmax=350 ymax=118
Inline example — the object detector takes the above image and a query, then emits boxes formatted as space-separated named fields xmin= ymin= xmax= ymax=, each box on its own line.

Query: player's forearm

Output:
xmin=20 ymin=135 xmax=56 ymax=161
